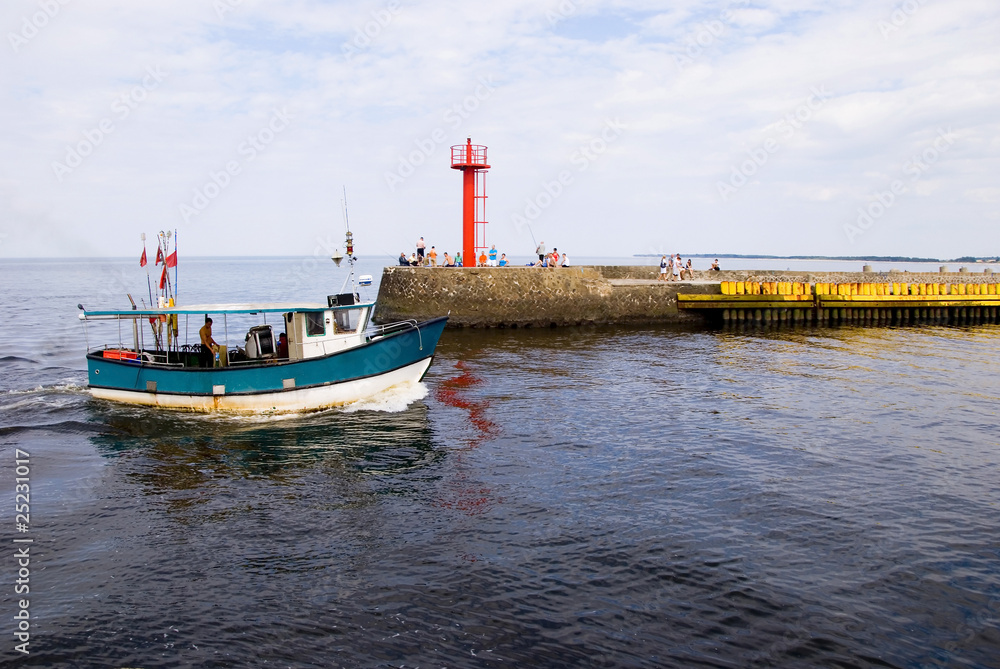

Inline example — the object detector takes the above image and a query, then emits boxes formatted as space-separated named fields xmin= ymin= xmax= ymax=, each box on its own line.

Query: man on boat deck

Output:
xmin=199 ymin=318 xmax=218 ymax=368
xmin=277 ymin=332 xmax=288 ymax=359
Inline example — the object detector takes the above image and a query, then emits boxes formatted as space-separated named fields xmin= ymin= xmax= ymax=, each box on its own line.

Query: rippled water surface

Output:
xmin=1 ymin=258 xmax=999 ymax=668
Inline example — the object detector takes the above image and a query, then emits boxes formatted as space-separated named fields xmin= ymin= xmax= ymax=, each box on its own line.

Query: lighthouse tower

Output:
xmin=450 ymin=138 xmax=490 ymax=267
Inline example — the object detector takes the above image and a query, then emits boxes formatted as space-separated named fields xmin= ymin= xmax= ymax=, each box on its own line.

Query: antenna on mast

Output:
xmin=337 ymin=186 xmax=357 ymax=294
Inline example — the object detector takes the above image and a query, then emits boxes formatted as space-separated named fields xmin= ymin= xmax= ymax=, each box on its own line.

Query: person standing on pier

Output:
xmin=416 ymin=237 xmax=426 ymax=265
xmin=659 ymin=255 xmax=668 ymax=281
xmin=536 ymin=241 xmax=546 ymax=263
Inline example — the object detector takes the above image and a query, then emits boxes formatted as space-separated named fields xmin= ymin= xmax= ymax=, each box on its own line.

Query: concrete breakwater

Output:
xmin=372 ymin=265 xmax=1000 ymax=328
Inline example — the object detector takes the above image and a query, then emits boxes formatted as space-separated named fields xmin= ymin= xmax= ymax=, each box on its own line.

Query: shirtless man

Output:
xmin=199 ymin=318 xmax=218 ymax=368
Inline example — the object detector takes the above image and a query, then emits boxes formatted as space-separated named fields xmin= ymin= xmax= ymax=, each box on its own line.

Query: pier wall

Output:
xmin=373 ymin=266 xmax=999 ymax=328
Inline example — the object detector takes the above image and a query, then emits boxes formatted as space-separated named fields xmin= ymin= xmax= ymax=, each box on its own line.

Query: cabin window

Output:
xmin=306 ymin=312 xmax=326 ymax=337
xmin=334 ymin=308 xmax=362 ymax=333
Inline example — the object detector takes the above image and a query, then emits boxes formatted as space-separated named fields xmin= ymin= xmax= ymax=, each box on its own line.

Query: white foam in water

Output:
xmin=0 ymin=397 xmax=45 ymax=412
xmin=0 ymin=385 xmax=86 ymax=413
xmin=1 ymin=382 xmax=87 ymax=396
xmin=342 ymin=381 xmax=428 ymax=413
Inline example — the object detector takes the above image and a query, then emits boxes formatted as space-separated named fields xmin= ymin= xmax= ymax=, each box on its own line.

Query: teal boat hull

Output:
xmin=86 ymin=317 xmax=447 ymax=413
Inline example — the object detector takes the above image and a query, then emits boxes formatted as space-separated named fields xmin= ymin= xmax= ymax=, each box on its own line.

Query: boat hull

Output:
xmin=86 ymin=316 xmax=447 ymax=414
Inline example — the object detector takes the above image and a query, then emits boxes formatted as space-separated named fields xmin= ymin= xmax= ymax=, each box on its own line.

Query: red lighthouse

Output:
xmin=450 ymin=138 xmax=490 ymax=267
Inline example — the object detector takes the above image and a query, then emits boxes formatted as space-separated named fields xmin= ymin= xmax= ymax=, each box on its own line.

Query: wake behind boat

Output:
xmin=79 ymin=227 xmax=447 ymax=414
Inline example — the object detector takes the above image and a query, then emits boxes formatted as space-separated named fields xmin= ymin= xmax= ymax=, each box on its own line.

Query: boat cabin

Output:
xmin=284 ymin=304 xmax=366 ymax=361
xmin=80 ymin=294 xmax=375 ymax=369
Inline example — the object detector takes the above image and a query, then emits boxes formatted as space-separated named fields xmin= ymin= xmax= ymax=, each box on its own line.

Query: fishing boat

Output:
xmin=79 ymin=227 xmax=447 ymax=414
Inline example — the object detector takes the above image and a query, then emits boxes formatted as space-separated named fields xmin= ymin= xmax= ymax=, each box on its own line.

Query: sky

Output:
xmin=1 ymin=0 xmax=998 ymax=261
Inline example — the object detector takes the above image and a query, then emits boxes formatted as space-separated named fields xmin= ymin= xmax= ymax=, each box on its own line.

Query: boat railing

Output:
xmin=225 ymin=357 xmax=287 ymax=367
xmin=369 ymin=319 xmax=426 ymax=350
xmin=369 ymin=319 xmax=419 ymax=338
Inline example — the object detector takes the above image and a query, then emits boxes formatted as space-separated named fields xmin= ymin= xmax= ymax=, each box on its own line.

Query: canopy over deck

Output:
xmin=79 ymin=301 xmax=375 ymax=320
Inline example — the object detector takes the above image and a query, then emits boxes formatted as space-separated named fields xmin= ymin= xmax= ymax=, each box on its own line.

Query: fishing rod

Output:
xmin=173 ymin=228 xmax=178 ymax=302
xmin=141 ymin=232 xmax=162 ymax=350
xmin=142 ymin=233 xmax=154 ymax=307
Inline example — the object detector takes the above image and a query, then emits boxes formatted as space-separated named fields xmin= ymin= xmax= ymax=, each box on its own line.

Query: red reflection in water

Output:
xmin=434 ymin=360 xmax=502 ymax=516
xmin=434 ymin=360 xmax=500 ymax=448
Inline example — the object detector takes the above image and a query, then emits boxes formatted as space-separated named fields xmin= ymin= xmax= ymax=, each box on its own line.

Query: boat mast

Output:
xmin=338 ymin=186 xmax=357 ymax=295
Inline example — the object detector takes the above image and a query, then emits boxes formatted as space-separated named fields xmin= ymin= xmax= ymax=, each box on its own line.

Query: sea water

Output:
xmin=1 ymin=257 xmax=998 ymax=668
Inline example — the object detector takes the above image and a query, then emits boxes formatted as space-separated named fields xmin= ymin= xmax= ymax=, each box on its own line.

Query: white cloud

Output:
xmin=0 ymin=0 xmax=998 ymax=260
xmin=963 ymin=187 xmax=1000 ymax=203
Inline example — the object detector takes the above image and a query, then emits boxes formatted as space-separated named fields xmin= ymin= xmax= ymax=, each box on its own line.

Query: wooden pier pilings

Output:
xmin=678 ymin=281 xmax=1000 ymax=326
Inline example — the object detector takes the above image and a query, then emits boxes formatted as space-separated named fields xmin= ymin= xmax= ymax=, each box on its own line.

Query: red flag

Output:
xmin=159 ymin=263 xmax=167 ymax=289
xmin=139 ymin=248 xmax=147 ymax=267
xmin=165 ymin=251 xmax=177 ymax=268
xmin=155 ymin=247 xmax=164 ymax=265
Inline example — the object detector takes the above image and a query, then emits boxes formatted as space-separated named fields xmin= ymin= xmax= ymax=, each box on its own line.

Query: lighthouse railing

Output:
xmin=451 ymin=144 xmax=489 ymax=167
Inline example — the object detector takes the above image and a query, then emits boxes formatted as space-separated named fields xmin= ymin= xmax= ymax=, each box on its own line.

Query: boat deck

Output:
xmin=92 ymin=346 xmax=289 ymax=369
